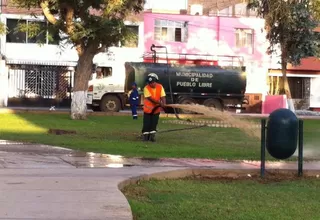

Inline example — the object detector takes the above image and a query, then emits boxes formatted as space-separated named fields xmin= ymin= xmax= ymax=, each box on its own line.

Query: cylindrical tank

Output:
xmin=125 ymin=62 xmax=246 ymax=95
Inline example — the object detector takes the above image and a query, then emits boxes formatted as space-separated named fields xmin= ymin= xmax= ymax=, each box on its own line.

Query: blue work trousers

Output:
xmin=130 ymin=104 xmax=138 ymax=119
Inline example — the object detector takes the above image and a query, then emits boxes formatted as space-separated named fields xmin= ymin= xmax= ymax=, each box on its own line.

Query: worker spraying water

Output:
xmin=139 ymin=74 xmax=260 ymax=142
xmin=141 ymin=73 xmax=166 ymax=142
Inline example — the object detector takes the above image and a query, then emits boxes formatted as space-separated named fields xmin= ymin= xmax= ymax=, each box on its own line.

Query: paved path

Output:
xmin=0 ymin=140 xmax=320 ymax=220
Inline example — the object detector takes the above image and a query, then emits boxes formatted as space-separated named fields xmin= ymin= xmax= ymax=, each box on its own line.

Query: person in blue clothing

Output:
xmin=129 ymin=82 xmax=139 ymax=119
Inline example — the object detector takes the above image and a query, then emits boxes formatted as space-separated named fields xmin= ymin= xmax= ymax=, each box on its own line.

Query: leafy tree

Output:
xmin=9 ymin=0 xmax=144 ymax=119
xmin=247 ymin=0 xmax=320 ymax=103
xmin=310 ymin=0 xmax=320 ymax=21
xmin=0 ymin=22 xmax=7 ymax=35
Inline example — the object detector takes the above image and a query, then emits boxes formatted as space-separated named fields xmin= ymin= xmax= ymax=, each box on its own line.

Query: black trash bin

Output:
xmin=266 ymin=108 xmax=299 ymax=160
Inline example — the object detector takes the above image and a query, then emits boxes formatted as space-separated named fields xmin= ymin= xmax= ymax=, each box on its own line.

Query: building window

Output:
xmin=27 ymin=21 xmax=47 ymax=44
xmin=235 ymin=28 xmax=253 ymax=48
xmin=154 ymin=19 xmax=188 ymax=42
xmin=6 ymin=19 xmax=26 ymax=43
xmin=122 ymin=25 xmax=139 ymax=48
xmin=6 ymin=18 xmax=60 ymax=45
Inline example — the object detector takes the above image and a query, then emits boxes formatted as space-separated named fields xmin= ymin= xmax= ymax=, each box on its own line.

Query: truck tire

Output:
xmin=203 ymin=99 xmax=223 ymax=111
xmin=100 ymin=95 xmax=121 ymax=112
xmin=178 ymin=98 xmax=197 ymax=114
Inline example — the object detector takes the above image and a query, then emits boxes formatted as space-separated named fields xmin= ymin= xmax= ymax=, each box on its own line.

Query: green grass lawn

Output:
xmin=123 ymin=178 xmax=320 ymax=220
xmin=0 ymin=113 xmax=319 ymax=160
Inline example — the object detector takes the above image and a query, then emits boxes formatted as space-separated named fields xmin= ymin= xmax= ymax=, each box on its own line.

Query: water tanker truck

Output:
xmin=86 ymin=61 xmax=247 ymax=113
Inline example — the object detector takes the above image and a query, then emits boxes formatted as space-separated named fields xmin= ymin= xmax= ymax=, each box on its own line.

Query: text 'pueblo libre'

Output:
xmin=175 ymin=72 xmax=213 ymax=88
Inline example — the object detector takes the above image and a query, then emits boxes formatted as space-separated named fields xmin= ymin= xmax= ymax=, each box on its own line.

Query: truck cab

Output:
xmin=86 ymin=61 xmax=131 ymax=112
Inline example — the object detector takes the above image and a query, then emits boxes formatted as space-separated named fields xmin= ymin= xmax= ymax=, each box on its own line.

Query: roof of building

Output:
xmin=287 ymin=57 xmax=320 ymax=71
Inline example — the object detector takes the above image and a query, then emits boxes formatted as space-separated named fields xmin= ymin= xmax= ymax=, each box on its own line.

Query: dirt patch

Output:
xmin=188 ymin=170 xmax=318 ymax=184
xmin=48 ymin=129 xmax=77 ymax=135
xmin=109 ymin=131 xmax=140 ymax=138
xmin=119 ymin=169 xmax=320 ymax=194
xmin=70 ymin=131 xmax=140 ymax=141
xmin=122 ymin=185 xmax=150 ymax=202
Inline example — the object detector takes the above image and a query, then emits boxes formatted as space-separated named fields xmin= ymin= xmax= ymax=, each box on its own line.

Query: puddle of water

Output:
xmin=65 ymin=151 xmax=162 ymax=168
xmin=0 ymin=140 xmax=27 ymax=145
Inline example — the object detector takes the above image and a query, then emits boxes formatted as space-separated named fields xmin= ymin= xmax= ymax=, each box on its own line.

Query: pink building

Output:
xmin=143 ymin=12 xmax=269 ymax=68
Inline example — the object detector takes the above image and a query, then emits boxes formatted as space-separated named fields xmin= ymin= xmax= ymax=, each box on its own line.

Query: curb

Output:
xmin=118 ymin=168 xmax=320 ymax=190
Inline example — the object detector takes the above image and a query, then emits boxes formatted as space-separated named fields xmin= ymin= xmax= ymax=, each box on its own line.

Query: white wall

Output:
xmin=93 ymin=47 xmax=144 ymax=64
xmin=0 ymin=60 xmax=8 ymax=107
xmin=310 ymin=77 xmax=320 ymax=107
xmin=245 ymin=61 xmax=269 ymax=95
xmin=218 ymin=3 xmax=257 ymax=16
xmin=145 ymin=0 xmax=188 ymax=10
xmin=5 ymin=43 xmax=79 ymax=64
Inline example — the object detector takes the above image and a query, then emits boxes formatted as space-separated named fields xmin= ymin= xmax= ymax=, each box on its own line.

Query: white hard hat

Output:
xmin=147 ymin=73 xmax=159 ymax=80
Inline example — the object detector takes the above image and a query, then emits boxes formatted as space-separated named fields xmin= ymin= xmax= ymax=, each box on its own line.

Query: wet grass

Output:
xmin=123 ymin=177 xmax=320 ymax=220
xmin=0 ymin=113 xmax=319 ymax=160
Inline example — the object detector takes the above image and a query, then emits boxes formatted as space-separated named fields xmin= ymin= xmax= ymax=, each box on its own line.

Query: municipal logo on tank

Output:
xmin=97 ymin=84 xmax=104 ymax=90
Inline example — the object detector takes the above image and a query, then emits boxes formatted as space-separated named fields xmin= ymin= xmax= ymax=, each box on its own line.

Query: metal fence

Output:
xmin=7 ymin=63 xmax=73 ymax=107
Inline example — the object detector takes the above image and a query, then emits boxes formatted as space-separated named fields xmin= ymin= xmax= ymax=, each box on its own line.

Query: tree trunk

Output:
xmin=269 ymin=76 xmax=274 ymax=95
xmin=280 ymin=47 xmax=294 ymax=111
xmin=281 ymin=66 xmax=292 ymax=99
xmin=275 ymin=76 xmax=280 ymax=95
xmin=70 ymin=50 xmax=95 ymax=120
xmin=280 ymin=47 xmax=292 ymax=98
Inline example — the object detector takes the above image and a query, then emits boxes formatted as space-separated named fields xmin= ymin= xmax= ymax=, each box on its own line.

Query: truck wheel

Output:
xmin=178 ymin=98 xmax=197 ymax=114
xmin=100 ymin=95 xmax=121 ymax=112
xmin=203 ymin=99 xmax=223 ymax=111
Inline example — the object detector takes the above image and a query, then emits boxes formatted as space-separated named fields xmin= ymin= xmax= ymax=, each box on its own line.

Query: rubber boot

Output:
xmin=143 ymin=134 xmax=149 ymax=141
xmin=149 ymin=134 xmax=156 ymax=142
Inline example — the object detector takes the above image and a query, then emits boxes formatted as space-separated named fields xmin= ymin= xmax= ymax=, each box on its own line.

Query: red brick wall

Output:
xmin=1 ymin=0 xmax=42 ymax=14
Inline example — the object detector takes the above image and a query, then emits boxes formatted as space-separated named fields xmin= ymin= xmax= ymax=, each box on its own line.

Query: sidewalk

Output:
xmin=0 ymin=140 xmax=320 ymax=220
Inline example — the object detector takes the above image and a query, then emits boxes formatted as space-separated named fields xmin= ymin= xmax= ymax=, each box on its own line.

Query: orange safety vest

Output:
xmin=143 ymin=83 xmax=162 ymax=114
